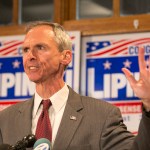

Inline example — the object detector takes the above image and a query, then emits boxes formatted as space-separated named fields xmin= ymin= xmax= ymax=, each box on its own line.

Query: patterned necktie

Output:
xmin=35 ymin=99 xmax=52 ymax=142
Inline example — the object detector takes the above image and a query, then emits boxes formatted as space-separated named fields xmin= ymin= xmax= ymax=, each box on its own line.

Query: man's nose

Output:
xmin=27 ymin=49 xmax=36 ymax=60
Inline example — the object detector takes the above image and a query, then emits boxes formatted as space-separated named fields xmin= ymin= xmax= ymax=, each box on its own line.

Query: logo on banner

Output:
xmin=85 ymin=38 xmax=150 ymax=101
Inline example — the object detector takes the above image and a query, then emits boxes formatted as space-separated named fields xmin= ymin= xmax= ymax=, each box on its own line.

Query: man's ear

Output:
xmin=61 ymin=50 xmax=72 ymax=65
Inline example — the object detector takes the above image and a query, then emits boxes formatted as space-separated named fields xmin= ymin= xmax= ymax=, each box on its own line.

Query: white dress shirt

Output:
xmin=32 ymin=84 xmax=69 ymax=146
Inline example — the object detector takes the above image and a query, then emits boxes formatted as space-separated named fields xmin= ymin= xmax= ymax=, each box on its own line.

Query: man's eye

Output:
xmin=37 ymin=45 xmax=44 ymax=50
xmin=22 ymin=48 xmax=29 ymax=53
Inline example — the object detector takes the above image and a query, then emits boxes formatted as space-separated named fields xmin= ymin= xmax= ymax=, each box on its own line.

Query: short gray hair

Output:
xmin=25 ymin=21 xmax=72 ymax=52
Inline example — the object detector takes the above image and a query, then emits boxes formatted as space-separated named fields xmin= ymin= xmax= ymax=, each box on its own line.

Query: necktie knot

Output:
xmin=42 ymin=99 xmax=51 ymax=111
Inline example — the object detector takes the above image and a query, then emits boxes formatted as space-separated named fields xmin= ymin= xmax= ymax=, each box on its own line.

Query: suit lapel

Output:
xmin=53 ymin=87 xmax=83 ymax=150
xmin=16 ymin=98 xmax=34 ymax=137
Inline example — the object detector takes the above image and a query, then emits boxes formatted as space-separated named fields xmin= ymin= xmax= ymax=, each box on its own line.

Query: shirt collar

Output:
xmin=33 ymin=84 xmax=69 ymax=117
xmin=50 ymin=84 xmax=69 ymax=113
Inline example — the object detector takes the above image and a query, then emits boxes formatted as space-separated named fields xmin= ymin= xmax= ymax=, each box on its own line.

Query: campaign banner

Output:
xmin=81 ymin=32 xmax=150 ymax=133
xmin=0 ymin=31 xmax=80 ymax=110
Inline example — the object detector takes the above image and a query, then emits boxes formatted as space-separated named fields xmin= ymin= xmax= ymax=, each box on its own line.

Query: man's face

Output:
xmin=22 ymin=25 xmax=63 ymax=83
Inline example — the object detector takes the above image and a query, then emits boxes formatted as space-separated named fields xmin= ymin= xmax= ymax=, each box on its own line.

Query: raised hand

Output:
xmin=122 ymin=47 xmax=150 ymax=111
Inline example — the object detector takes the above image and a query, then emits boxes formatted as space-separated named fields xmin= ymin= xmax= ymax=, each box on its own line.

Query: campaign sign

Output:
xmin=0 ymin=31 xmax=80 ymax=110
xmin=81 ymin=33 xmax=150 ymax=133
xmin=0 ymin=56 xmax=35 ymax=100
xmin=0 ymin=38 xmax=26 ymax=110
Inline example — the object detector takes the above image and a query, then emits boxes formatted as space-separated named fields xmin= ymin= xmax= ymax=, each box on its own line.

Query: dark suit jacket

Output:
xmin=0 ymin=87 xmax=150 ymax=150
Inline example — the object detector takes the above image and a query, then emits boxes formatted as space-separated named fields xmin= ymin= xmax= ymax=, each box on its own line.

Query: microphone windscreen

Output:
xmin=23 ymin=134 xmax=36 ymax=148
xmin=33 ymin=138 xmax=51 ymax=150
xmin=0 ymin=144 xmax=10 ymax=150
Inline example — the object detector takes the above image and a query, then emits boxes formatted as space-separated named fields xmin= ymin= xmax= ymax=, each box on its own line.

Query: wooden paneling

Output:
xmin=113 ymin=0 xmax=120 ymax=17
xmin=68 ymin=0 xmax=76 ymax=20
xmin=0 ymin=0 xmax=150 ymax=36
xmin=12 ymin=0 xmax=19 ymax=24
xmin=63 ymin=14 xmax=150 ymax=36
xmin=54 ymin=0 xmax=76 ymax=24
xmin=0 ymin=25 xmax=25 ymax=36
xmin=54 ymin=0 xmax=65 ymax=24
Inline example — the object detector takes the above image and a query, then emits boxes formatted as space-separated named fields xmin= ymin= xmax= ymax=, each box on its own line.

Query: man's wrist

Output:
xmin=143 ymin=105 xmax=150 ymax=117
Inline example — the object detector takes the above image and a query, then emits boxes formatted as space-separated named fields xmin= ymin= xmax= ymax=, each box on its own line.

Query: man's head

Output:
xmin=22 ymin=21 xmax=72 ymax=84
xmin=25 ymin=21 xmax=72 ymax=52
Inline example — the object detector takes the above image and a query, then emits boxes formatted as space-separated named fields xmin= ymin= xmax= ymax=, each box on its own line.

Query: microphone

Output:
xmin=9 ymin=134 xmax=36 ymax=150
xmin=0 ymin=144 xmax=11 ymax=150
xmin=33 ymin=138 xmax=51 ymax=150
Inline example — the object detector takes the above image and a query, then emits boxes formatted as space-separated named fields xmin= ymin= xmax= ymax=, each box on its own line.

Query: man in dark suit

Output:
xmin=0 ymin=21 xmax=150 ymax=150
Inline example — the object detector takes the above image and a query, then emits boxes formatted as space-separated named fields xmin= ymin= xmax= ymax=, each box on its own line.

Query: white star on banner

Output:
xmin=103 ymin=60 xmax=112 ymax=70
xmin=91 ymin=46 xmax=96 ymax=50
xmin=12 ymin=60 xmax=21 ymax=68
xmin=103 ymin=42 xmax=108 ymax=47
xmin=123 ymin=59 xmax=132 ymax=68
xmin=94 ymin=42 xmax=99 ymax=46
xmin=0 ymin=63 xmax=2 ymax=69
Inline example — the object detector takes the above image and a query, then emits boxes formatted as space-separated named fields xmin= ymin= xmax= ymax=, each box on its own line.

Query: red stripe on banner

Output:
xmin=112 ymin=39 xmax=127 ymax=45
xmin=0 ymin=41 xmax=23 ymax=53
xmin=114 ymin=102 xmax=142 ymax=114
xmin=133 ymin=40 xmax=150 ymax=46
xmin=2 ymin=47 xmax=17 ymax=55
xmin=110 ymin=47 xmax=127 ymax=55
xmin=87 ymin=38 xmax=150 ymax=57
xmin=0 ymin=101 xmax=19 ymax=105
xmin=3 ymin=40 xmax=19 ymax=45
xmin=110 ymin=39 xmax=150 ymax=55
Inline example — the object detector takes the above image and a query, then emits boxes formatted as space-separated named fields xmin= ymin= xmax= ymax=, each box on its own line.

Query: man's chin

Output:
xmin=29 ymin=78 xmax=41 ymax=83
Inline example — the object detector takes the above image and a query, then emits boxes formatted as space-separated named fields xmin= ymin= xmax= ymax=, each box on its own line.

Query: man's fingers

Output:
xmin=122 ymin=68 xmax=137 ymax=88
xmin=122 ymin=68 xmax=132 ymax=77
xmin=138 ymin=47 xmax=146 ymax=72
